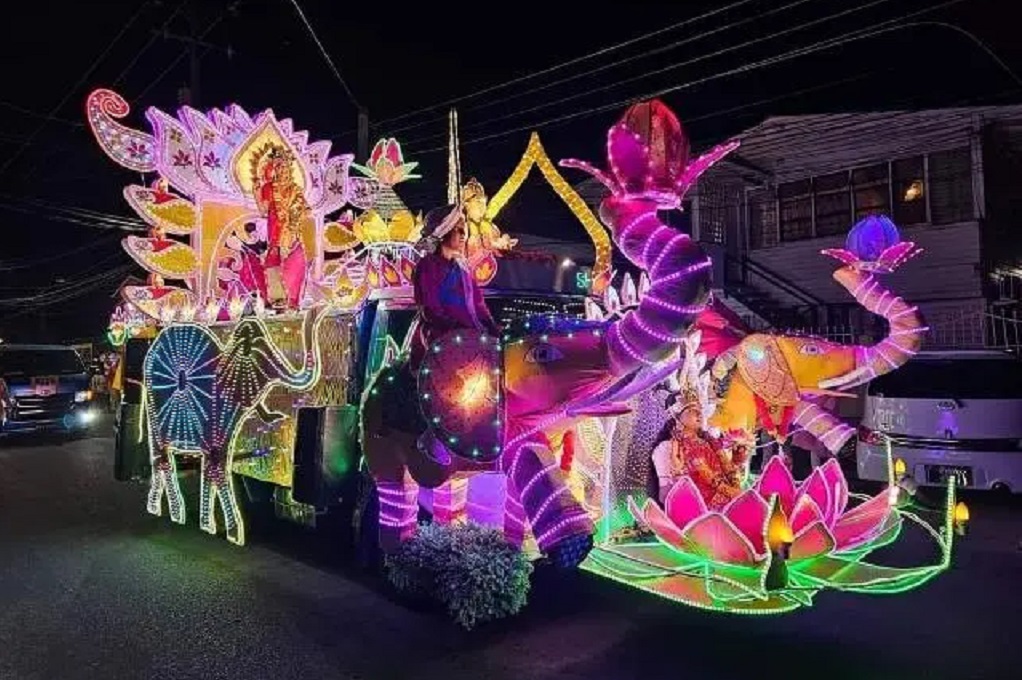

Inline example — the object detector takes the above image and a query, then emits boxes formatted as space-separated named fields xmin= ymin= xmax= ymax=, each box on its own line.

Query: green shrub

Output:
xmin=385 ymin=522 xmax=534 ymax=630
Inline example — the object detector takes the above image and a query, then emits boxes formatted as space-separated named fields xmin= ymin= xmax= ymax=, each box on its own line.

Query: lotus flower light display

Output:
xmin=585 ymin=455 xmax=958 ymax=614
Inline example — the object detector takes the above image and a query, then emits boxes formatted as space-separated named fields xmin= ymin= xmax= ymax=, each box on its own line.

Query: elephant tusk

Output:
xmin=799 ymin=387 xmax=857 ymax=399
xmin=818 ymin=366 xmax=870 ymax=391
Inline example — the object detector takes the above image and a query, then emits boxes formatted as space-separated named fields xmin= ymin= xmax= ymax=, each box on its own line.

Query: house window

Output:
xmin=814 ymin=171 xmax=851 ymax=237
xmin=892 ymin=156 xmax=926 ymax=225
xmin=748 ymin=189 xmax=778 ymax=249
xmin=928 ymin=147 xmax=973 ymax=224
xmin=698 ymin=189 xmax=726 ymax=245
xmin=779 ymin=179 xmax=812 ymax=241
xmin=666 ymin=200 xmax=693 ymax=235
xmin=852 ymin=163 xmax=890 ymax=219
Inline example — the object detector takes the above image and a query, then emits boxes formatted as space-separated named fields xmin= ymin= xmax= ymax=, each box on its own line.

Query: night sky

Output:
xmin=1 ymin=0 xmax=1019 ymax=343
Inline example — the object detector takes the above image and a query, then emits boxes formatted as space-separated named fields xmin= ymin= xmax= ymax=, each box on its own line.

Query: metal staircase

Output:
xmin=716 ymin=254 xmax=825 ymax=332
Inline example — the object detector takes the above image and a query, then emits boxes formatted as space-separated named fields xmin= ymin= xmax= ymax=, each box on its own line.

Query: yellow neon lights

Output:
xmin=486 ymin=133 xmax=612 ymax=294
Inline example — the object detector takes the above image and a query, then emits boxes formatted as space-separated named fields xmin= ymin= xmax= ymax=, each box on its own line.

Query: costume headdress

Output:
xmin=667 ymin=385 xmax=703 ymax=417
xmin=417 ymin=204 xmax=464 ymax=252
xmin=665 ymin=331 xmax=716 ymax=428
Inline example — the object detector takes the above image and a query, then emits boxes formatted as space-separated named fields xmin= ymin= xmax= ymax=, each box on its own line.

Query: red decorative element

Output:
xmin=754 ymin=394 xmax=795 ymax=439
xmin=561 ymin=429 xmax=575 ymax=472
xmin=613 ymin=100 xmax=688 ymax=200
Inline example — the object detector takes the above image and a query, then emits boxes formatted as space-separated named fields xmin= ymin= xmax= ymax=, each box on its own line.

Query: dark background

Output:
xmin=1 ymin=0 xmax=1019 ymax=343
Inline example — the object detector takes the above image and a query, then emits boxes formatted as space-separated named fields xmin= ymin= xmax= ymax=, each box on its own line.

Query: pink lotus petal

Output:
xmin=789 ymin=521 xmax=837 ymax=562
xmin=675 ymin=139 xmax=740 ymax=199
xmin=722 ymin=489 xmax=769 ymax=556
xmin=681 ymin=513 xmax=760 ymax=567
xmin=369 ymin=140 xmax=384 ymax=167
xmin=821 ymin=248 xmax=858 ymax=265
xmin=876 ymin=241 xmax=916 ymax=270
xmin=756 ymin=456 xmax=796 ymax=516
xmin=832 ymin=492 xmax=893 ymax=552
xmin=795 ymin=467 xmax=832 ymax=527
xmin=820 ymin=458 xmax=848 ymax=519
xmin=641 ymin=498 xmax=687 ymax=550
xmin=384 ymin=138 xmax=402 ymax=165
xmin=607 ymin=123 xmax=649 ymax=195
xmin=664 ymin=477 xmax=707 ymax=529
xmin=789 ymin=494 xmax=824 ymax=535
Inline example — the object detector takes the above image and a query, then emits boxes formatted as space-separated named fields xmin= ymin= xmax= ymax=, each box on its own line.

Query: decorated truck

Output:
xmin=91 ymin=88 xmax=963 ymax=622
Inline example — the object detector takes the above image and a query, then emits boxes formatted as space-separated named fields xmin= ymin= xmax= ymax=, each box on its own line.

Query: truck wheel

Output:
xmin=354 ymin=474 xmax=383 ymax=573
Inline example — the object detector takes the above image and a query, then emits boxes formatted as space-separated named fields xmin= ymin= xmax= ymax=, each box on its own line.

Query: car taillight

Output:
xmin=858 ymin=425 xmax=885 ymax=445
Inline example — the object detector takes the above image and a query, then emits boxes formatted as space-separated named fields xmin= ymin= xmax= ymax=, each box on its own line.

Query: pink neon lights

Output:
xmin=561 ymin=99 xmax=739 ymax=376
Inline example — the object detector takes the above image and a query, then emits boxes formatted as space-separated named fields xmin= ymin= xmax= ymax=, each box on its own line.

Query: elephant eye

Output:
xmin=525 ymin=343 xmax=563 ymax=364
xmin=800 ymin=344 xmax=823 ymax=356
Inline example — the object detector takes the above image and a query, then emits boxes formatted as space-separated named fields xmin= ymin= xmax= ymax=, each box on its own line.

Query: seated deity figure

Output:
xmin=651 ymin=387 xmax=751 ymax=510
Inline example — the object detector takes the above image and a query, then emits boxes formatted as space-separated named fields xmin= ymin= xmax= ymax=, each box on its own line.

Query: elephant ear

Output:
xmin=418 ymin=331 xmax=502 ymax=463
xmin=736 ymin=335 xmax=800 ymax=405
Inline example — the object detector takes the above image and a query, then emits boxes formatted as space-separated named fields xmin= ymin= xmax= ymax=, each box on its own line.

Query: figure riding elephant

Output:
xmin=144 ymin=306 xmax=326 ymax=544
xmin=360 ymin=99 xmax=740 ymax=566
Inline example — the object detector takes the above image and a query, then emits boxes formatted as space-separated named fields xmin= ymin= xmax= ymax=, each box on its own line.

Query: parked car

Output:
xmin=856 ymin=350 xmax=1022 ymax=493
xmin=0 ymin=343 xmax=97 ymax=435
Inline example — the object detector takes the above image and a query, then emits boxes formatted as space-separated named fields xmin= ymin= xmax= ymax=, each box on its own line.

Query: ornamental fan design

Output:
xmin=144 ymin=325 xmax=219 ymax=452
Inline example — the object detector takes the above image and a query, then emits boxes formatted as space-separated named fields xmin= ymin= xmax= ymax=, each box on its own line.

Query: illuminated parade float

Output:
xmin=88 ymin=87 xmax=963 ymax=621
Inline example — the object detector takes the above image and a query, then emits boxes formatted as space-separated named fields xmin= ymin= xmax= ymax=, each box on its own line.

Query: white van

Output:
xmin=856 ymin=350 xmax=1022 ymax=493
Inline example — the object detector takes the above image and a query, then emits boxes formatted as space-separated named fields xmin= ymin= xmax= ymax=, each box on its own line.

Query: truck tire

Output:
xmin=354 ymin=473 xmax=383 ymax=573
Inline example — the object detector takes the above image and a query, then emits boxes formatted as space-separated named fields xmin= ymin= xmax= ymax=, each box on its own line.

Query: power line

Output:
xmin=371 ymin=0 xmax=762 ymax=129
xmin=0 ymin=194 xmax=148 ymax=232
xmin=287 ymin=0 xmax=362 ymax=112
xmin=0 ymin=100 xmax=82 ymax=128
xmin=403 ymin=0 xmax=901 ymax=148
xmin=111 ymin=0 xmax=189 ymax=89
xmin=383 ymin=0 xmax=822 ymax=139
xmin=0 ymin=0 xmax=149 ymax=179
xmin=409 ymin=0 xmax=970 ymax=155
xmin=0 ymin=230 xmax=121 ymax=272
xmin=132 ymin=5 xmax=232 ymax=104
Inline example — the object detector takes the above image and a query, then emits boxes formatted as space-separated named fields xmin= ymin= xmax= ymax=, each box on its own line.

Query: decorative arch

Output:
xmin=486 ymin=133 xmax=612 ymax=295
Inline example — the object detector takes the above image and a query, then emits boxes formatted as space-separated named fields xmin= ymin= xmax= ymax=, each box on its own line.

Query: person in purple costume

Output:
xmin=407 ymin=204 xmax=501 ymax=466
xmin=410 ymin=204 xmax=501 ymax=371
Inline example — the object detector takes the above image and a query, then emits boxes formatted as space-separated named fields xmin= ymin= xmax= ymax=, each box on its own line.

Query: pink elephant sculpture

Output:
xmin=359 ymin=99 xmax=740 ymax=566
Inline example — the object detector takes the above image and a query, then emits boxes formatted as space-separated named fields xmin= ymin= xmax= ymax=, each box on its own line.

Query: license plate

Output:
xmin=925 ymin=465 xmax=972 ymax=486
xmin=31 ymin=376 xmax=58 ymax=397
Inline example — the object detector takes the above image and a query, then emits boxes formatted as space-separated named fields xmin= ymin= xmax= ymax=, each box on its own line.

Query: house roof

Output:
xmin=714 ymin=104 xmax=1022 ymax=181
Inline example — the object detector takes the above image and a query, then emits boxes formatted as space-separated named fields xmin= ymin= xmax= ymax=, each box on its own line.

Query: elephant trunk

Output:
xmin=821 ymin=266 xmax=927 ymax=392
xmin=599 ymin=196 xmax=712 ymax=374
xmin=277 ymin=307 xmax=327 ymax=390
xmin=792 ymin=400 xmax=856 ymax=455
xmin=86 ymin=89 xmax=157 ymax=174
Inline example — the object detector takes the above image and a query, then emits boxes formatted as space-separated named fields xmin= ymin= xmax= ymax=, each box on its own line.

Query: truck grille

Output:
xmin=14 ymin=394 xmax=74 ymax=421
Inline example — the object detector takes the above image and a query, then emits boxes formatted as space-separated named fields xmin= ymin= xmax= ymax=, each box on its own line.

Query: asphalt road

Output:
xmin=1 ymin=424 xmax=1019 ymax=680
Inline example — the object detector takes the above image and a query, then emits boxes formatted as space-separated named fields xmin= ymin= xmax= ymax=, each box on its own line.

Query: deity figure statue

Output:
xmin=252 ymin=145 xmax=308 ymax=309
xmin=460 ymin=178 xmax=518 ymax=286
xmin=651 ymin=388 xmax=751 ymax=510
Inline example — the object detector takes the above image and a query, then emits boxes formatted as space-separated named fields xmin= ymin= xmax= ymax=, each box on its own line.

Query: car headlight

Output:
xmin=74 ymin=390 xmax=93 ymax=403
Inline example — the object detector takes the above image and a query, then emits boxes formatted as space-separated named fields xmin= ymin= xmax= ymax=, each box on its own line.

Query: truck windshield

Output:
xmin=867 ymin=357 xmax=1022 ymax=399
xmin=0 ymin=348 xmax=86 ymax=377
xmin=486 ymin=295 xmax=586 ymax=325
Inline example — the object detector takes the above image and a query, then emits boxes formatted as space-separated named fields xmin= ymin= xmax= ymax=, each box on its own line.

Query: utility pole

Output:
xmin=155 ymin=0 xmax=235 ymax=107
